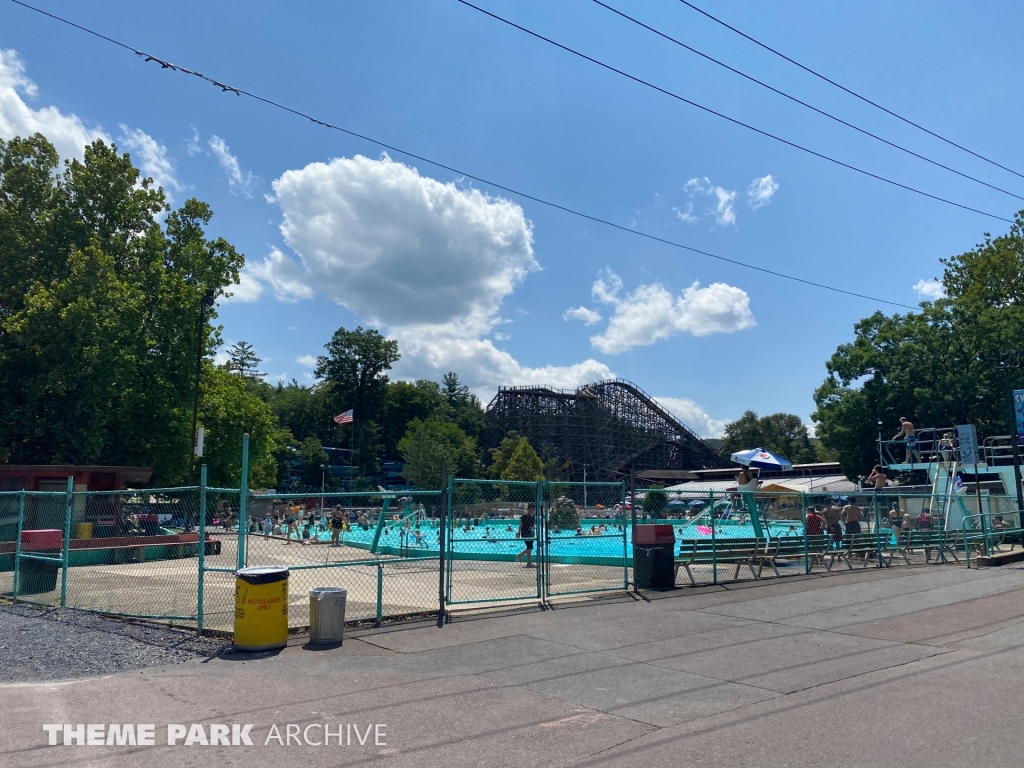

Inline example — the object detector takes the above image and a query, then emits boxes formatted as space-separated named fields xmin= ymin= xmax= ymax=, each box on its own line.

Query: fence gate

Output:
xmin=544 ymin=481 xmax=628 ymax=597
xmin=445 ymin=479 xmax=542 ymax=605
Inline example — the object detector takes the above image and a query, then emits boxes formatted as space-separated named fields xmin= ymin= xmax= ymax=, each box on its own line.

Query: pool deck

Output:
xmin=5 ymin=560 xmax=1024 ymax=767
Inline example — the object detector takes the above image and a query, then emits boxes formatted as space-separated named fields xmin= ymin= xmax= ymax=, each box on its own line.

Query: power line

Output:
xmin=676 ymin=0 xmax=1024 ymax=182
xmin=455 ymin=0 xmax=1013 ymax=225
xmin=7 ymin=0 xmax=920 ymax=310
xmin=591 ymin=0 xmax=1024 ymax=202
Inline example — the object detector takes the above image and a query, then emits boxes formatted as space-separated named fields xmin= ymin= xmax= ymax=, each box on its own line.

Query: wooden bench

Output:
xmin=885 ymin=529 xmax=961 ymax=565
xmin=674 ymin=537 xmax=767 ymax=585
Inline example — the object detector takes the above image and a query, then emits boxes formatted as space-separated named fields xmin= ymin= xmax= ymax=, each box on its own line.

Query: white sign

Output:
xmin=957 ymin=424 xmax=978 ymax=465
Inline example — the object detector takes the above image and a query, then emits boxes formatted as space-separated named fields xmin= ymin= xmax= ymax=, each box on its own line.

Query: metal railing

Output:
xmin=7 ymin=474 xmax=1022 ymax=635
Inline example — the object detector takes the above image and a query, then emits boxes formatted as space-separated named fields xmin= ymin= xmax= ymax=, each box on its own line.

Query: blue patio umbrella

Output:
xmin=730 ymin=447 xmax=793 ymax=472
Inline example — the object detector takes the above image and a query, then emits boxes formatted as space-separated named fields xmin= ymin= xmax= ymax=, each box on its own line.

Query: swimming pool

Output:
xmin=306 ymin=518 xmax=804 ymax=566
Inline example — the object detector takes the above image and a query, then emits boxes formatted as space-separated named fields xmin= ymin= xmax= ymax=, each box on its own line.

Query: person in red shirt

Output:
xmin=805 ymin=506 xmax=826 ymax=536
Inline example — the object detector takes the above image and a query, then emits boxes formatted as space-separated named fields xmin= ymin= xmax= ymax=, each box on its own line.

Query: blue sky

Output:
xmin=3 ymin=0 xmax=1022 ymax=436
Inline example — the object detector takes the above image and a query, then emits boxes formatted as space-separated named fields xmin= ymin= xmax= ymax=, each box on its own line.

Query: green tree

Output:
xmin=548 ymin=496 xmax=580 ymax=531
xmin=0 ymin=134 xmax=243 ymax=483
xmin=380 ymin=380 xmax=446 ymax=461
xmin=721 ymin=411 xmax=818 ymax=465
xmin=487 ymin=432 xmax=523 ymax=479
xmin=264 ymin=380 xmax=331 ymax=445
xmin=398 ymin=418 xmax=479 ymax=488
xmin=442 ymin=371 xmax=486 ymax=440
xmin=642 ymin=489 xmax=668 ymax=518
xmin=199 ymin=366 xmax=280 ymax=487
xmin=316 ymin=326 xmax=400 ymax=475
xmin=226 ymin=341 xmax=265 ymax=380
xmin=298 ymin=435 xmax=331 ymax=489
xmin=501 ymin=439 xmax=545 ymax=481
xmin=813 ymin=212 xmax=1024 ymax=478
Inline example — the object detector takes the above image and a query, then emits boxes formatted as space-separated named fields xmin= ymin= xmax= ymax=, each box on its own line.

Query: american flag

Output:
xmin=333 ymin=409 xmax=354 ymax=425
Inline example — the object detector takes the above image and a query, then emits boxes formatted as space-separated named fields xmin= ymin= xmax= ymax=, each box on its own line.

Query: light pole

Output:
xmin=320 ymin=463 xmax=327 ymax=516
xmin=583 ymin=464 xmax=587 ymax=509
xmin=188 ymin=289 xmax=216 ymax=485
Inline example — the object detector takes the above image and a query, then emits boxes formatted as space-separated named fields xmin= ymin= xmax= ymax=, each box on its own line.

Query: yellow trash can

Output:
xmin=234 ymin=566 xmax=289 ymax=651
xmin=75 ymin=522 xmax=94 ymax=540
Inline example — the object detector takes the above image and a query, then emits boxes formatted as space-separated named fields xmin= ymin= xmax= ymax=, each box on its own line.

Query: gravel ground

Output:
xmin=0 ymin=603 xmax=229 ymax=683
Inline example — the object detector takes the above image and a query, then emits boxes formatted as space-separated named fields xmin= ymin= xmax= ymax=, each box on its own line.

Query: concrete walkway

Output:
xmin=5 ymin=563 xmax=1024 ymax=767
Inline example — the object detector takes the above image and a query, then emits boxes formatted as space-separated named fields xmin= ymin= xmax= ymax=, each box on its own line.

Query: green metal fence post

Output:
xmin=873 ymin=491 xmax=883 ymax=568
xmin=621 ymin=481 xmax=629 ymax=590
xmin=237 ymin=433 xmax=249 ymax=571
xmin=710 ymin=491 xmax=718 ymax=585
xmin=60 ymin=476 xmax=73 ymax=607
xmin=376 ymin=562 xmax=384 ymax=627
xmin=197 ymin=465 xmax=207 ymax=635
xmin=802 ymin=492 xmax=810 ymax=574
xmin=536 ymin=480 xmax=544 ymax=600
xmin=12 ymin=491 xmax=25 ymax=601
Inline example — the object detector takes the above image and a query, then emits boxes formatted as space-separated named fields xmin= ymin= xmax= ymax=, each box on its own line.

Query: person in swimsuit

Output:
xmin=840 ymin=500 xmax=864 ymax=534
xmin=330 ymin=505 xmax=344 ymax=546
xmin=515 ymin=503 xmax=537 ymax=567
xmin=893 ymin=417 xmax=922 ymax=463
xmin=866 ymin=466 xmax=888 ymax=496
xmin=284 ymin=505 xmax=300 ymax=544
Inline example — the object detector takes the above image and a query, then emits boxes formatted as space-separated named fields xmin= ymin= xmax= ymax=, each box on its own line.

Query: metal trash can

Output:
xmin=309 ymin=587 xmax=347 ymax=644
xmin=634 ymin=524 xmax=676 ymax=589
xmin=17 ymin=529 xmax=62 ymax=595
xmin=234 ymin=566 xmax=289 ymax=651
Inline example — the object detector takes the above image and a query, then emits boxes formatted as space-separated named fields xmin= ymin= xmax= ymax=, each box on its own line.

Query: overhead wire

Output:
xmin=675 ymin=0 xmax=1024 ymax=181
xmin=7 ymin=0 xmax=920 ymax=310
xmin=454 ymin=0 xmax=1013 ymax=224
xmin=591 ymin=0 xmax=1023 ymax=202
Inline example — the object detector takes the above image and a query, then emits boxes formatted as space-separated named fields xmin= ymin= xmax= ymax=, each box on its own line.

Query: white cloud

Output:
xmin=711 ymin=187 xmax=736 ymax=226
xmin=679 ymin=176 xmax=737 ymax=227
xmin=208 ymin=135 xmax=255 ymax=196
xmin=118 ymin=124 xmax=180 ymax=198
xmin=913 ymin=279 xmax=945 ymax=300
xmin=224 ymin=268 xmax=265 ymax=303
xmin=493 ymin=331 xmax=511 ymax=341
xmin=0 ymin=48 xmax=109 ymax=161
xmin=654 ymin=396 xmax=729 ymax=438
xmin=592 ymin=268 xmax=623 ymax=305
xmin=747 ymin=174 xmax=779 ymax=209
xmin=389 ymin=328 xmax=613 ymax=396
xmin=296 ymin=355 xmax=317 ymax=367
xmin=248 ymin=248 xmax=314 ymax=302
xmin=250 ymin=153 xmax=609 ymax=397
xmin=563 ymin=306 xmax=603 ymax=326
xmin=590 ymin=280 xmax=756 ymax=354
xmin=673 ymin=202 xmax=698 ymax=223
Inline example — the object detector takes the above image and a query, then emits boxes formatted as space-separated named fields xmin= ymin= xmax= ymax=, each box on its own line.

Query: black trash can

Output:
xmin=18 ymin=556 xmax=60 ymax=595
xmin=139 ymin=514 xmax=161 ymax=536
xmin=634 ymin=524 xmax=676 ymax=589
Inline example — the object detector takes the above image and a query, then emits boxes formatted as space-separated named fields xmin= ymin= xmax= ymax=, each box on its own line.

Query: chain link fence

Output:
xmin=3 ymin=475 xmax=1021 ymax=633
xmin=446 ymin=479 xmax=542 ymax=604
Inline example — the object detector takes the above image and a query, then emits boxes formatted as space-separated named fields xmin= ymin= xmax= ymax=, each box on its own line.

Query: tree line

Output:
xmin=6 ymin=132 xmax=1018 ymax=487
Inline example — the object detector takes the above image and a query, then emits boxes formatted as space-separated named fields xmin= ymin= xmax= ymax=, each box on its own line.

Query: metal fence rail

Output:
xmin=4 ymin=471 xmax=1022 ymax=635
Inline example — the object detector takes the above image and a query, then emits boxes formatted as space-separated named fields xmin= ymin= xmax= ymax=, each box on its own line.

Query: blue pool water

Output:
xmin=303 ymin=518 xmax=804 ymax=565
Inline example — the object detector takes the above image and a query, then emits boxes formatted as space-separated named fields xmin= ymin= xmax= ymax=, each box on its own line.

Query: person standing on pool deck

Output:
xmin=735 ymin=466 xmax=765 ymax=538
xmin=840 ymin=499 xmax=864 ymax=534
xmin=330 ymin=505 xmax=344 ymax=546
xmin=515 ymin=503 xmax=537 ymax=567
